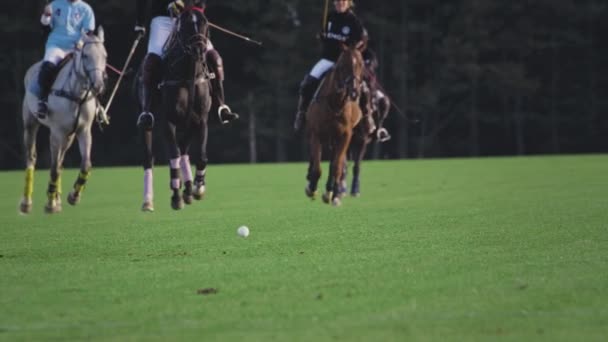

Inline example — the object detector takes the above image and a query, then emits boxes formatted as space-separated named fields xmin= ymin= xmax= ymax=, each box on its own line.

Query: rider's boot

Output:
xmin=36 ymin=61 xmax=58 ymax=119
xmin=294 ymin=74 xmax=320 ymax=132
xmin=137 ymin=53 xmax=163 ymax=129
xmin=206 ymin=49 xmax=239 ymax=124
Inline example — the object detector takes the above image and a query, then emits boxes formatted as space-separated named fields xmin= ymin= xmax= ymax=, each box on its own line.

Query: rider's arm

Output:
xmin=347 ymin=15 xmax=365 ymax=48
xmin=83 ymin=5 xmax=96 ymax=35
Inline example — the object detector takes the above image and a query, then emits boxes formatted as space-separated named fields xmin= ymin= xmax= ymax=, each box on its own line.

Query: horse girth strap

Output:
xmin=159 ymin=74 xmax=211 ymax=89
xmin=51 ymin=89 xmax=96 ymax=104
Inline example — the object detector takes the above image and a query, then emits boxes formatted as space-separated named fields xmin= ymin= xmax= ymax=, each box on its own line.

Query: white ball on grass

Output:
xmin=237 ymin=226 xmax=250 ymax=238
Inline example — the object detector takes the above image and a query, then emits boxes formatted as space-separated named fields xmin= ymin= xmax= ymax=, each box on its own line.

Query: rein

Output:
xmin=50 ymin=40 xmax=104 ymax=136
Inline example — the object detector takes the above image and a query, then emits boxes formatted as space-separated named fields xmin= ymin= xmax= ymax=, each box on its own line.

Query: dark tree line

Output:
xmin=0 ymin=0 xmax=606 ymax=169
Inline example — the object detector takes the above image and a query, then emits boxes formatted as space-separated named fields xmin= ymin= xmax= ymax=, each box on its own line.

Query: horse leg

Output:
xmin=165 ymin=121 xmax=183 ymax=210
xmin=193 ymin=118 xmax=208 ymax=200
xmin=338 ymin=157 xmax=348 ymax=198
xmin=306 ymin=136 xmax=322 ymax=199
xmin=67 ymin=128 xmax=92 ymax=206
xmin=45 ymin=133 xmax=72 ymax=214
xmin=375 ymin=93 xmax=391 ymax=141
xmin=350 ymin=137 xmax=368 ymax=197
xmin=323 ymin=154 xmax=336 ymax=204
xmin=179 ymin=126 xmax=194 ymax=205
xmin=328 ymin=132 xmax=352 ymax=207
xmin=141 ymin=128 xmax=155 ymax=212
xmin=20 ymin=114 xmax=40 ymax=214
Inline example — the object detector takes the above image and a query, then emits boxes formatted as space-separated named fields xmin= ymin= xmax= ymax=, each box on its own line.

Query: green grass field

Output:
xmin=1 ymin=155 xmax=607 ymax=341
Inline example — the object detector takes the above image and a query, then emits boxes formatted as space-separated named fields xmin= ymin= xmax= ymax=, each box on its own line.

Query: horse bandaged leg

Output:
xmin=24 ymin=166 xmax=34 ymax=201
xmin=180 ymin=155 xmax=195 ymax=204
xmin=73 ymin=170 xmax=90 ymax=193
xmin=68 ymin=170 xmax=90 ymax=206
xmin=45 ymin=176 xmax=62 ymax=214
xmin=20 ymin=167 xmax=35 ymax=213
xmin=170 ymin=158 xmax=181 ymax=190
xmin=179 ymin=155 xmax=193 ymax=184
xmin=143 ymin=168 xmax=154 ymax=203
xmin=193 ymin=168 xmax=206 ymax=200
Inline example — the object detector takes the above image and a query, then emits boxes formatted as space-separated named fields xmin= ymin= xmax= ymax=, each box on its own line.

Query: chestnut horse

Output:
xmin=304 ymin=46 xmax=364 ymax=206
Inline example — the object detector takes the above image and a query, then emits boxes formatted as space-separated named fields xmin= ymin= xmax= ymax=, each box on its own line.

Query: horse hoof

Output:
xmin=182 ymin=192 xmax=194 ymax=205
xmin=141 ymin=201 xmax=155 ymax=212
xmin=67 ymin=192 xmax=80 ymax=206
xmin=44 ymin=204 xmax=62 ymax=214
xmin=350 ymin=192 xmax=360 ymax=198
xmin=193 ymin=185 xmax=205 ymax=200
xmin=332 ymin=197 xmax=342 ymax=207
xmin=171 ymin=196 xmax=184 ymax=210
xmin=19 ymin=200 xmax=32 ymax=214
xmin=322 ymin=192 xmax=333 ymax=204
xmin=305 ymin=186 xmax=317 ymax=199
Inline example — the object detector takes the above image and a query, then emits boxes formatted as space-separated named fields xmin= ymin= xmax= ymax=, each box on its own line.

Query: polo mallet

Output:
xmin=322 ymin=0 xmax=329 ymax=33
xmin=100 ymin=33 xmax=144 ymax=124
xmin=208 ymin=22 xmax=263 ymax=46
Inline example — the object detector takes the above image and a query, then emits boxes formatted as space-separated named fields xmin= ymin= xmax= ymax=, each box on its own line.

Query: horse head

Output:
xmin=175 ymin=6 xmax=210 ymax=60
xmin=75 ymin=27 xmax=108 ymax=96
xmin=335 ymin=44 xmax=364 ymax=101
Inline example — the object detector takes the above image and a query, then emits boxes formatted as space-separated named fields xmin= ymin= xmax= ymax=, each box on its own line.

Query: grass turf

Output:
xmin=1 ymin=155 xmax=607 ymax=341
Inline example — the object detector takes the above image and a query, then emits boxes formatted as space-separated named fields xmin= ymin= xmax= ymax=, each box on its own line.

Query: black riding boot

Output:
xmin=294 ymin=74 xmax=320 ymax=132
xmin=137 ymin=53 xmax=163 ymax=129
xmin=206 ymin=49 xmax=239 ymax=124
xmin=36 ymin=61 xmax=58 ymax=119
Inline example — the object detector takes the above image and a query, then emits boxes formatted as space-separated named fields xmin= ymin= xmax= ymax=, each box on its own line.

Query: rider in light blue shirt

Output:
xmin=36 ymin=0 xmax=95 ymax=118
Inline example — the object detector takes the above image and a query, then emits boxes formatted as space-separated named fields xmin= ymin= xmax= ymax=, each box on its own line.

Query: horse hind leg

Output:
xmin=141 ymin=128 xmax=155 ymax=212
xmin=68 ymin=129 xmax=92 ymax=206
xmin=328 ymin=132 xmax=353 ymax=207
xmin=45 ymin=134 xmax=72 ymax=214
xmin=180 ymin=154 xmax=194 ymax=205
xmin=351 ymin=139 xmax=368 ymax=197
xmin=169 ymin=157 xmax=184 ymax=210
xmin=193 ymin=120 xmax=208 ymax=201
xmin=306 ymin=137 xmax=322 ymax=199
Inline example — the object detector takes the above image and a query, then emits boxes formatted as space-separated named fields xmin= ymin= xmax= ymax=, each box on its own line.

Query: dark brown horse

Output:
xmin=304 ymin=45 xmax=365 ymax=206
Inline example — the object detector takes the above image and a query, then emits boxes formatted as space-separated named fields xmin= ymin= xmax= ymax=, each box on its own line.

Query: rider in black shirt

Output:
xmin=293 ymin=0 xmax=371 ymax=133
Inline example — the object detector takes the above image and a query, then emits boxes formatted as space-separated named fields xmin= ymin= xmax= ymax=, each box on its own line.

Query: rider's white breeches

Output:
xmin=44 ymin=47 xmax=73 ymax=65
xmin=148 ymin=16 xmax=214 ymax=58
xmin=309 ymin=59 xmax=334 ymax=79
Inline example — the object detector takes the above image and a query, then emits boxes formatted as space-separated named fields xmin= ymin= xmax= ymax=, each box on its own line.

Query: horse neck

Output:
xmin=54 ymin=58 xmax=86 ymax=93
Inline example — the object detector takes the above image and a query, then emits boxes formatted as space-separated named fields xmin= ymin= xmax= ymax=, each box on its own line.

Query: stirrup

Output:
xmin=376 ymin=127 xmax=391 ymax=142
xmin=137 ymin=111 xmax=155 ymax=129
xmin=218 ymin=105 xmax=239 ymax=124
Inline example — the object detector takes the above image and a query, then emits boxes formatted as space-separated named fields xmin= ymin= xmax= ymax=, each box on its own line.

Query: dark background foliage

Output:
xmin=0 ymin=0 xmax=606 ymax=169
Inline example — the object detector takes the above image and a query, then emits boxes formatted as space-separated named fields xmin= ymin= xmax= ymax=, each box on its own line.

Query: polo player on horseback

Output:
xmin=135 ymin=0 xmax=239 ymax=129
xmin=293 ymin=0 xmax=374 ymax=134
xmin=36 ymin=0 xmax=96 ymax=119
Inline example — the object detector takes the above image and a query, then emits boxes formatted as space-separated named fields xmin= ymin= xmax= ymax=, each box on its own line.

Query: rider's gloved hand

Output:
xmin=134 ymin=25 xmax=146 ymax=37
xmin=40 ymin=4 xmax=52 ymax=26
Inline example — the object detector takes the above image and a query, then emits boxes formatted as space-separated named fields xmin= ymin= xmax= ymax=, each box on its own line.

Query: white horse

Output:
xmin=20 ymin=28 xmax=107 ymax=214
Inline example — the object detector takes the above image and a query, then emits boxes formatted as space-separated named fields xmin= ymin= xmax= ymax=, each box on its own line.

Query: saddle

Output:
xmin=30 ymin=54 xmax=74 ymax=98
